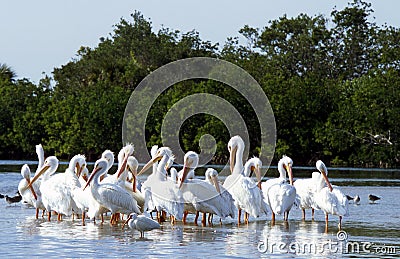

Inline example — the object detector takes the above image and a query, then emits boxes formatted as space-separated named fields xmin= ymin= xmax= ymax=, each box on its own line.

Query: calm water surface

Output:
xmin=1 ymin=164 xmax=399 ymax=258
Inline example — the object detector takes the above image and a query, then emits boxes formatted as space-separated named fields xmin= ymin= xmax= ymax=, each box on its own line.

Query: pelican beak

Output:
xmin=82 ymin=174 xmax=88 ymax=182
xmin=83 ymin=166 xmax=102 ymax=191
xmin=212 ymin=175 xmax=221 ymax=194
xmin=116 ymin=154 xmax=130 ymax=179
xmin=28 ymin=164 xmax=50 ymax=188
xmin=26 ymin=178 xmax=38 ymax=200
xmin=320 ymin=168 xmax=333 ymax=192
xmin=256 ymin=166 xmax=262 ymax=189
xmin=229 ymin=145 xmax=237 ymax=173
xmin=132 ymin=167 xmax=137 ymax=193
xmin=179 ymin=160 xmax=192 ymax=189
xmin=76 ymin=163 xmax=85 ymax=178
xmin=122 ymin=215 xmax=132 ymax=229
xmin=287 ymin=164 xmax=294 ymax=186
xmin=138 ymin=155 xmax=162 ymax=176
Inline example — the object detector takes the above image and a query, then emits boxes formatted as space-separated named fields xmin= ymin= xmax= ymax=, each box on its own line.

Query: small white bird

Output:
xmin=122 ymin=213 xmax=160 ymax=238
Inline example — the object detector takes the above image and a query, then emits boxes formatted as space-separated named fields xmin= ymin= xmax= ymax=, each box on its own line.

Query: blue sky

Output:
xmin=1 ymin=0 xmax=399 ymax=83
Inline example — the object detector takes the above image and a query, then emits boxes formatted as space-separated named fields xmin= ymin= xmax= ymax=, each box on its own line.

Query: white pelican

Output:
xmin=261 ymin=155 xmax=296 ymax=222
xmin=20 ymin=144 xmax=45 ymax=219
xmin=293 ymin=171 xmax=321 ymax=220
xmin=102 ymin=144 xmax=134 ymax=186
xmin=122 ymin=213 xmax=160 ymax=238
xmin=27 ymin=156 xmax=59 ymax=221
xmin=124 ymin=156 xmax=145 ymax=211
xmin=180 ymin=151 xmax=236 ymax=226
xmin=83 ymin=158 xmax=141 ymax=225
xmin=40 ymin=154 xmax=86 ymax=221
xmin=223 ymin=136 xmax=267 ymax=224
xmin=204 ymin=168 xmax=236 ymax=224
xmin=138 ymin=147 xmax=184 ymax=223
xmin=18 ymin=164 xmax=38 ymax=207
xmin=313 ymin=160 xmax=349 ymax=230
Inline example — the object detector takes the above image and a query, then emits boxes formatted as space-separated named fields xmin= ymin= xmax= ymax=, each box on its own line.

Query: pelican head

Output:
xmin=21 ymin=164 xmax=31 ymax=180
xmin=83 ymin=158 xmax=109 ymax=190
xmin=316 ymin=160 xmax=332 ymax=191
xmin=244 ymin=157 xmax=262 ymax=188
xmin=228 ymin=135 xmax=245 ymax=173
xmin=118 ymin=144 xmax=135 ymax=165
xmin=138 ymin=147 xmax=173 ymax=176
xmin=28 ymin=156 xmax=59 ymax=187
xmin=205 ymin=168 xmax=221 ymax=194
xmin=179 ymin=151 xmax=199 ymax=188
xmin=68 ymin=154 xmax=86 ymax=177
xmin=101 ymin=150 xmax=115 ymax=170
xmin=278 ymin=155 xmax=294 ymax=185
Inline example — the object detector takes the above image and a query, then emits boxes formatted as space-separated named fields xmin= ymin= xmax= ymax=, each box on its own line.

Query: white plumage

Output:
xmin=138 ymin=147 xmax=184 ymax=223
xmin=313 ymin=160 xmax=349 ymax=230
xmin=223 ymin=136 xmax=267 ymax=224
xmin=262 ymin=155 xmax=296 ymax=221
xmin=84 ymin=158 xmax=140 ymax=225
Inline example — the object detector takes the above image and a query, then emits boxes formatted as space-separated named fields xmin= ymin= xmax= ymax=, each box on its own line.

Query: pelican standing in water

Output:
xmin=293 ymin=170 xmax=321 ymax=220
xmin=34 ymin=155 xmax=86 ymax=221
xmin=180 ymin=151 xmax=235 ymax=226
xmin=204 ymin=168 xmax=236 ymax=224
xmin=83 ymin=158 xmax=141 ymax=225
xmin=223 ymin=136 xmax=267 ymax=224
xmin=138 ymin=147 xmax=184 ymax=224
xmin=313 ymin=160 xmax=349 ymax=230
xmin=27 ymin=156 xmax=59 ymax=221
xmin=122 ymin=213 xmax=160 ymax=238
xmin=261 ymin=155 xmax=296 ymax=222
xmin=18 ymin=164 xmax=38 ymax=208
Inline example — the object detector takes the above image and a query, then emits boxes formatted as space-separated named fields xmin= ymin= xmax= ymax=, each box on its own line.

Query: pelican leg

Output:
xmin=47 ymin=211 xmax=51 ymax=221
xmin=238 ymin=209 xmax=241 ymax=225
xmin=339 ymin=216 xmax=342 ymax=230
xmin=271 ymin=212 xmax=275 ymax=224
xmin=284 ymin=211 xmax=290 ymax=221
xmin=312 ymin=208 xmax=315 ymax=220
xmin=302 ymin=209 xmax=305 ymax=220
xmin=35 ymin=208 xmax=39 ymax=219
xmin=183 ymin=211 xmax=188 ymax=224
xmin=194 ymin=211 xmax=199 ymax=225
xmin=208 ymin=213 xmax=213 ymax=225
xmin=202 ymin=212 xmax=206 ymax=226
xmin=101 ymin=214 xmax=104 ymax=224
xmin=82 ymin=211 xmax=86 ymax=226
xmin=42 ymin=210 xmax=45 ymax=218
xmin=244 ymin=212 xmax=249 ymax=224
xmin=58 ymin=213 xmax=62 ymax=221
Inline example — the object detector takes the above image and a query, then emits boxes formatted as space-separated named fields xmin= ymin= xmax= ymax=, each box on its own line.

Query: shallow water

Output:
xmin=1 ymin=169 xmax=399 ymax=258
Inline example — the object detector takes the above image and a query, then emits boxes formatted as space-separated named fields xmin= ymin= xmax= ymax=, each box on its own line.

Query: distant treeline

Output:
xmin=1 ymin=0 xmax=399 ymax=167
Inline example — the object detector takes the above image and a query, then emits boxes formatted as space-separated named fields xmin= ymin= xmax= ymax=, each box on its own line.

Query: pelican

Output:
xmin=124 ymin=156 xmax=145 ymax=211
xmin=261 ymin=155 xmax=296 ymax=222
xmin=122 ymin=213 xmax=160 ymax=238
xmin=223 ymin=136 xmax=267 ymax=224
xmin=27 ymin=156 xmax=59 ymax=221
xmin=83 ymin=158 xmax=140 ymax=225
xmin=204 ymin=168 xmax=236 ymax=224
xmin=293 ymin=171 xmax=321 ymax=220
xmin=180 ymin=151 xmax=236 ymax=226
xmin=38 ymin=155 xmax=86 ymax=221
xmin=102 ymin=144 xmax=134 ymax=186
xmin=138 ymin=147 xmax=184 ymax=223
xmin=18 ymin=164 xmax=38 ymax=208
xmin=313 ymin=160 xmax=349 ymax=230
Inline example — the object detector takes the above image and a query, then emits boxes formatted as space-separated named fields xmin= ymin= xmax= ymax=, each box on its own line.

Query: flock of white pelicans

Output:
xmin=17 ymin=136 xmax=349 ymax=237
